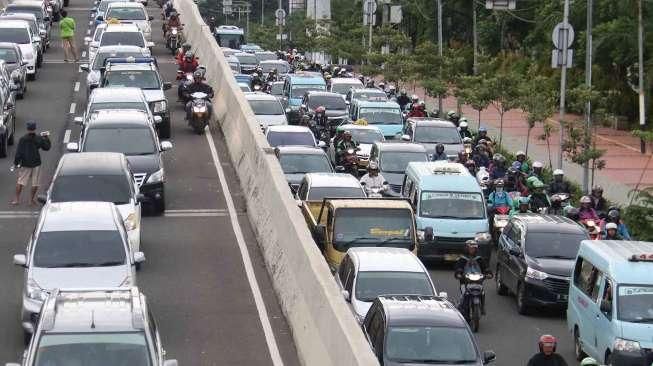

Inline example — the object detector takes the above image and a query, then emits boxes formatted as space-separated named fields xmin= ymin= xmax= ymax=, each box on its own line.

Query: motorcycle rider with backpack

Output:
xmin=454 ymin=240 xmax=492 ymax=316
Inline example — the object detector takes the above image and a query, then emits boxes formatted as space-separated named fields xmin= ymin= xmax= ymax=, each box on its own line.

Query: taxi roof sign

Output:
xmin=432 ymin=165 xmax=462 ymax=175
xmin=629 ymin=253 xmax=653 ymax=262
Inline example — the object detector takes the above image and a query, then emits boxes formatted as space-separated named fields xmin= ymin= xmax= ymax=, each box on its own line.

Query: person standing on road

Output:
xmin=60 ymin=10 xmax=78 ymax=62
xmin=11 ymin=121 xmax=51 ymax=206
xmin=526 ymin=335 xmax=568 ymax=366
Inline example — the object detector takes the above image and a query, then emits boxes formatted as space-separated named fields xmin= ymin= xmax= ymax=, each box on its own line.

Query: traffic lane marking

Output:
xmin=63 ymin=129 xmax=71 ymax=144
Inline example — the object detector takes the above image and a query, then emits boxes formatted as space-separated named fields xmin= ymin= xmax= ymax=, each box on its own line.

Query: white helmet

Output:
xmin=533 ymin=161 xmax=544 ymax=169
xmin=553 ymin=169 xmax=564 ymax=176
xmin=606 ymin=222 xmax=618 ymax=231
xmin=516 ymin=150 xmax=525 ymax=157
xmin=459 ymin=121 xmax=468 ymax=129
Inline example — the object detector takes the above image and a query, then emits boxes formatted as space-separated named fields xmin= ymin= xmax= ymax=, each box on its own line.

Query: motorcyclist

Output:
xmin=446 ymin=110 xmax=460 ymax=126
xmin=604 ymin=223 xmax=623 ymax=240
xmin=407 ymin=103 xmax=426 ymax=118
xmin=530 ymin=161 xmax=545 ymax=182
xmin=549 ymin=195 xmax=566 ymax=216
xmin=365 ymin=78 xmax=375 ymax=88
xmin=464 ymin=159 xmax=476 ymax=175
xmin=251 ymin=71 xmax=264 ymax=90
xmin=359 ymin=162 xmax=387 ymax=194
xmin=432 ymin=143 xmax=448 ymax=161
xmin=299 ymin=115 xmax=318 ymax=137
xmin=526 ymin=335 xmax=568 ymax=366
xmin=408 ymin=94 xmax=419 ymax=110
xmin=590 ymin=186 xmax=608 ymax=213
xmin=266 ymin=68 xmax=278 ymax=83
xmin=455 ymin=151 xmax=468 ymax=164
xmin=454 ymin=240 xmax=491 ymax=316
xmin=587 ymin=220 xmax=602 ymax=240
xmin=175 ymin=42 xmax=192 ymax=66
xmin=472 ymin=144 xmax=490 ymax=169
xmin=511 ymin=197 xmax=532 ymax=217
xmin=396 ymin=89 xmax=410 ymax=110
xmin=386 ymin=85 xmax=396 ymax=98
xmin=605 ymin=208 xmax=631 ymax=240
xmin=458 ymin=119 xmax=473 ymax=139
xmin=549 ymin=169 xmax=571 ymax=194
xmin=578 ymin=196 xmax=599 ymax=222
xmin=488 ymin=180 xmax=513 ymax=212
xmin=163 ymin=12 xmax=182 ymax=38
xmin=325 ymin=74 xmax=332 ymax=89
xmin=529 ymin=180 xmax=551 ymax=213
xmin=313 ymin=106 xmax=328 ymax=130
xmin=473 ymin=126 xmax=491 ymax=146
xmin=163 ymin=0 xmax=175 ymax=19
xmin=505 ymin=167 xmax=529 ymax=196
xmin=184 ymin=70 xmax=214 ymax=121
xmin=514 ymin=151 xmax=530 ymax=174
xmin=378 ymin=81 xmax=386 ymax=92
xmin=489 ymin=154 xmax=507 ymax=181
xmin=177 ymin=51 xmax=199 ymax=100
xmin=357 ymin=74 xmax=365 ymax=85
xmin=335 ymin=130 xmax=359 ymax=165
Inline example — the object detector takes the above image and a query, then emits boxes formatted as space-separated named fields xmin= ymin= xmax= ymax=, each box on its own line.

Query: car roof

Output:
xmin=87 ymin=109 xmax=151 ymax=128
xmin=106 ymin=63 xmax=153 ymax=71
xmin=305 ymin=173 xmax=363 ymax=188
xmin=275 ymin=146 xmax=326 ymax=155
xmin=89 ymin=87 xmax=147 ymax=103
xmin=107 ymin=1 xmax=144 ymax=8
xmin=244 ymin=92 xmax=279 ymax=101
xmin=6 ymin=1 xmax=43 ymax=7
xmin=374 ymin=142 xmax=427 ymax=153
xmin=104 ymin=23 xmax=141 ymax=32
xmin=408 ymin=118 xmax=457 ymax=128
xmin=306 ymin=91 xmax=343 ymax=98
xmin=1 ymin=12 xmax=37 ymax=20
xmin=406 ymin=162 xmax=480 ymax=192
xmin=515 ymin=214 xmax=586 ymax=234
xmin=97 ymin=44 xmax=147 ymax=53
xmin=267 ymin=125 xmax=313 ymax=133
xmin=234 ymin=52 xmax=256 ymax=57
xmin=352 ymin=88 xmax=386 ymax=94
xmin=255 ymin=50 xmax=275 ymax=55
xmin=40 ymin=202 xmax=119 ymax=232
xmin=328 ymin=199 xmax=413 ymax=210
xmin=339 ymin=124 xmax=382 ymax=132
xmin=58 ymin=152 xmax=127 ymax=176
xmin=0 ymin=19 xmax=30 ymax=28
xmin=578 ymin=240 xmax=653 ymax=284
xmin=378 ymin=295 xmax=465 ymax=327
xmin=357 ymin=100 xmax=400 ymax=108
xmin=349 ymin=248 xmax=424 ymax=272
xmin=330 ymin=78 xmax=364 ymax=85
xmin=288 ymin=73 xmax=325 ymax=83
xmin=259 ymin=60 xmax=287 ymax=65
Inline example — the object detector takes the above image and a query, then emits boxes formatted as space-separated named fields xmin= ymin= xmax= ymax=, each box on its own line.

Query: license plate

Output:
xmin=444 ymin=254 xmax=459 ymax=261
xmin=557 ymin=294 xmax=568 ymax=301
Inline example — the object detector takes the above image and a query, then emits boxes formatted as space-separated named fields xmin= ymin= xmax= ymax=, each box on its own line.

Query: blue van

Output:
xmin=567 ymin=240 xmax=653 ymax=365
xmin=282 ymin=72 xmax=326 ymax=123
xmin=402 ymin=161 xmax=491 ymax=261
xmin=350 ymin=100 xmax=403 ymax=140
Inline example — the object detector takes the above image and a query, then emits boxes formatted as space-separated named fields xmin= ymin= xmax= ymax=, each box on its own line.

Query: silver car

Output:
xmin=13 ymin=201 xmax=144 ymax=336
xmin=245 ymin=91 xmax=287 ymax=130
xmin=0 ymin=42 xmax=26 ymax=98
xmin=402 ymin=118 xmax=463 ymax=160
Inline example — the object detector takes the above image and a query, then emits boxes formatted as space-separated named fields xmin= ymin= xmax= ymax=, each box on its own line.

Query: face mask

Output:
xmin=496 ymin=187 xmax=503 ymax=193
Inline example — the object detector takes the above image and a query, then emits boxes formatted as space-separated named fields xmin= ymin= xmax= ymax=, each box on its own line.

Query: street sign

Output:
xmin=551 ymin=49 xmax=573 ymax=68
xmin=363 ymin=0 xmax=377 ymax=15
xmin=223 ymin=5 xmax=232 ymax=15
xmin=485 ymin=0 xmax=515 ymax=10
xmin=275 ymin=8 xmax=286 ymax=20
xmin=363 ymin=13 xmax=376 ymax=26
xmin=276 ymin=33 xmax=288 ymax=40
xmin=552 ymin=22 xmax=574 ymax=49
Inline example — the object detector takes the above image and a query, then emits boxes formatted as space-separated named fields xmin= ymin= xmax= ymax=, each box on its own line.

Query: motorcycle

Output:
xmin=177 ymin=71 xmax=193 ymax=103
xmin=476 ymin=167 xmax=490 ymax=198
xmin=459 ymin=269 xmax=491 ymax=333
xmin=188 ymin=91 xmax=211 ymax=134
xmin=166 ymin=27 xmax=180 ymax=54
xmin=361 ymin=182 xmax=389 ymax=198
xmin=492 ymin=206 xmax=510 ymax=243
xmin=462 ymin=137 xmax=473 ymax=159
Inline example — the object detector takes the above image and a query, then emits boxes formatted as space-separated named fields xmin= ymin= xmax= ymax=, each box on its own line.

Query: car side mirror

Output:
xmin=13 ymin=254 xmax=26 ymax=267
xmin=79 ymin=64 xmax=90 ymax=72
xmin=317 ymin=140 xmax=326 ymax=148
xmin=153 ymin=116 xmax=163 ymax=124
xmin=37 ymin=194 xmax=47 ymax=204
xmin=135 ymin=193 xmax=146 ymax=203
xmin=84 ymin=36 xmax=91 ymax=44
xmin=483 ymin=350 xmax=496 ymax=364
xmin=44 ymin=16 xmax=50 ymax=22
xmin=360 ymin=181 xmax=366 ymax=186
xmin=21 ymin=61 xmax=28 ymax=66
xmin=600 ymin=300 xmax=612 ymax=314
xmin=73 ymin=116 xmax=84 ymax=125
xmin=401 ymin=134 xmax=410 ymax=141
xmin=66 ymin=142 xmax=79 ymax=152
xmin=133 ymin=251 xmax=146 ymax=264
xmin=163 ymin=82 xmax=172 ymax=90
xmin=342 ymin=290 xmax=350 ymax=302
xmin=285 ymin=107 xmax=291 ymax=113
xmin=163 ymin=360 xmax=178 ymax=366
xmin=147 ymin=41 xmax=155 ymax=48
xmin=160 ymin=141 xmax=173 ymax=151
xmin=438 ymin=291 xmax=448 ymax=299
xmin=90 ymin=41 xmax=99 ymax=48
xmin=32 ymin=36 xmax=41 ymax=43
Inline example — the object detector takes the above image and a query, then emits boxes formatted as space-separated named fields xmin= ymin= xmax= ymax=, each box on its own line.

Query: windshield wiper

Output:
xmin=97 ymin=260 xmax=125 ymax=266
xmin=58 ymin=262 xmax=98 ymax=268
xmin=378 ymin=237 xmax=410 ymax=246
xmin=629 ymin=317 xmax=653 ymax=323
xmin=343 ymin=237 xmax=378 ymax=245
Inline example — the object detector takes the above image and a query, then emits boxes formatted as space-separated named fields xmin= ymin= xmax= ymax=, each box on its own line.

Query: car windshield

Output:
xmin=6 ymin=7 xmax=42 ymax=21
xmin=270 ymin=83 xmax=283 ymax=95
xmin=279 ymin=154 xmax=332 ymax=174
xmin=51 ymin=175 xmax=131 ymax=204
xmin=104 ymin=70 xmax=160 ymax=89
xmin=89 ymin=101 xmax=147 ymax=113
xmin=100 ymin=32 xmax=145 ymax=48
xmin=33 ymin=231 xmax=126 ymax=268
xmin=1 ymin=17 xmax=37 ymax=35
xmin=379 ymin=151 xmax=428 ymax=173
xmin=235 ymin=54 xmax=257 ymax=64
xmin=420 ymin=191 xmax=486 ymax=219
xmin=291 ymin=84 xmax=325 ymax=97
xmin=307 ymin=187 xmax=365 ymax=200
xmin=355 ymin=271 xmax=434 ymax=302
xmin=353 ymin=90 xmax=387 ymax=101
xmin=359 ymin=107 xmax=402 ymax=125
xmin=260 ymin=63 xmax=289 ymax=74
xmin=308 ymin=95 xmax=346 ymax=110
xmin=0 ymin=48 xmax=19 ymax=63
xmin=414 ymin=125 xmax=462 ymax=144
xmin=83 ymin=127 xmax=157 ymax=155
xmin=333 ymin=208 xmax=414 ymax=252
xmin=348 ymin=129 xmax=384 ymax=144
xmin=106 ymin=7 xmax=146 ymax=20
xmin=267 ymin=131 xmax=314 ymax=147
xmin=256 ymin=53 xmax=277 ymax=62
xmin=386 ymin=326 xmax=477 ymax=364
xmin=524 ymin=232 xmax=587 ymax=259
xmin=618 ymin=285 xmax=653 ymax=323
xmin=35 ymin=332 xmax=151 ymax=366
xmin=249 ymin=100 xmax=284 ymax=115
xmin=331 ymin=83 xmax=363 ymax=95
xmin=216 ymin=33 xmax=244 ymax=49
xmin=0 ymin=28 xmax=30 ymax=44
xmin=99 ymin=0 xmax=123 ymax=12
xmin=93 ymin=52 xmax=145 ymax=70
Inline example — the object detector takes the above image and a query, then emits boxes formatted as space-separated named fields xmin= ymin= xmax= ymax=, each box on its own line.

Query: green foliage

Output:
xmin=518 ymin=70 xmax=557 ymax=155
xmin=485 ymin=68 xmax=522 ymax=145
xmin=624 ymin=187 xmax=653 ymax=241
xmin=562 ymin=126 xmax=607 ymax=187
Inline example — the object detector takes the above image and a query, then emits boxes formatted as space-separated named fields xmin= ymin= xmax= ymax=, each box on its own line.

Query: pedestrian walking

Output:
xmin=59 ymin=10 xmax=78 ymax=62
xmin=11 ymin=121 xmax=51 ymax=206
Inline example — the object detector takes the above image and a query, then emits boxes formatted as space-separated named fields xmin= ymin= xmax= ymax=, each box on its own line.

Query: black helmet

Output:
xmin=566 ymin=207 xmax=580 ymax=221
xmin=182 ymin=42 xmax=191 ymax=51
xmin=436 ymin=143 xmax=444 ymax=153
xmin=592 ymin=186 xmax=604 ymax=194
xmin=607 ymin=209 xmax=620 ymax=222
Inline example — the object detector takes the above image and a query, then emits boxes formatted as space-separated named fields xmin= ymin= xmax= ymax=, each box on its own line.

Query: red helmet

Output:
xmin=315 ymin=106 xmax=326 ymax=114
xmin=538 ymin=335 xmax=557 ymax=352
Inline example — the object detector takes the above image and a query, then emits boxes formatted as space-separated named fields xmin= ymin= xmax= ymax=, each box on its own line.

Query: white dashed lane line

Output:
xmin=74 ymin=82 xmax=80 ymax=92
xmin=69 ymin=103 xmax=76 ymax=114
xmin=63 ymin=129 xmax=71 ymax=144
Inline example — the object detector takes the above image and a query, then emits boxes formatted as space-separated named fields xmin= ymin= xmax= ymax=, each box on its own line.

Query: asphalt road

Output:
xmin=0 ymin=2 xmax=300 ymax=365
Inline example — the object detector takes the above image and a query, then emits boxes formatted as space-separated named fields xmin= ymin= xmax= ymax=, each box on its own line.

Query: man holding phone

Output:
xmin=11 ymin=121 xmax=51 ymax=205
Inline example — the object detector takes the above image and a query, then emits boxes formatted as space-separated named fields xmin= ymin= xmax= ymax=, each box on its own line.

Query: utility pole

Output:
xmin=314 ymin=0 xmax=318 ymax=27
xmin=638 ymin=0 xmax=646 ymax=153
xmin=473 ymin=1 xmax=478 ymax=75
xmin=557 ymin=0 xmax=571 ymax=169
xmin=261 ymin=0 xmax=264 ymax=25
xmin=437 ymin=0 xmax=443 ymax=115
xmin=582 ymin=0 xmax=593 ymax=193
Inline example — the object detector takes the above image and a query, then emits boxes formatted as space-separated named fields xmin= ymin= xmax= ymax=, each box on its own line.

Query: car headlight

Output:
xmin=27 ymin=278 xmax=48 ymax=301
xmin=23 ymin=52 xmax=34 ymax=60
xmin=146 ymin=168 xmax=164 ymax=184
xmin=153 ymin=100 xmax=167 ymax=113
xmin=124 ymin=212 xmax=139 ymax=231
xmin=526 ymin=267 xmax=548 ymax=280
xmin=614 ymin=338 xmax=641 ymax=353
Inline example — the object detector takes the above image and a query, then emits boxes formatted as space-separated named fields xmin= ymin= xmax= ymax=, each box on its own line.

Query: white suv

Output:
xmin=105 ymin=2 xmax=153 ymax=41
xmin=0 ymin=20 xmax=38 ymax=79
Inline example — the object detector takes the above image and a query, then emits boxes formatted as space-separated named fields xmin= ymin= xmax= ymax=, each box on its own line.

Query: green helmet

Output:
xmin=533 ymin=180 xmax=545 ymax=189
xmin=580 ymin=358 xmax=600 ymax=366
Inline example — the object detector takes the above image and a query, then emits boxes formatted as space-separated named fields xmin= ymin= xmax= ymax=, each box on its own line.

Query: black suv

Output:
xmin=362 ymin=295 xmax=495 ymax=366
xmin=299 ymin=91 xmax=349 ymax=125
xmin=495 ymin=214 xmax=589 ymax=314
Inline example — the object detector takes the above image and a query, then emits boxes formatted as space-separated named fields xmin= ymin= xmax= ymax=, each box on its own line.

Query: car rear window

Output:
xmin=33 ymin=231 xmax=126 ymax=268
xmin=267 ymin=131 xmax=314 ymax=147
xmin=51 ymin=175 xmax=132 ymax=204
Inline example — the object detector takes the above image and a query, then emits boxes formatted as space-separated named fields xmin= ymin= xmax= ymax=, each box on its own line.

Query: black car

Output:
xmin=299 ymin=91 xmax=349 ymax=127
xmin=67 ymin=110 xmax=172 ymax=213
xmin=274 ymin=145 xmax=334 ymax=192
xmin=362 ymin=295 xmax=496 ymax=366
xmin=495 ymin=214 xmax=589 ymax=314
xmin=369 ymin=142 xmax=428 ymax=197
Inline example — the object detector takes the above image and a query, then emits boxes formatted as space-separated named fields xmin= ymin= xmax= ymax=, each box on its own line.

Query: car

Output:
xmin=495 ymin=214 xmax=589 ymax=314
xmin=369 ymin=142 xmax=428 ymax=196
xmin=81 ymin=87 xmax=159 ymax=127
xmin=226 ymin=54 xmax=240 ymax=73
xmin=0 ymin=13 xmax=43 ymax=62
xmin=105 ymin=2 xmax=153 ymax=41
xmin=214 ymin=25 xmax=244 ymax=49
xmin=362 ymin=295 xmax=496 ymax=365
xmin=98 ymin=57 xmax=173 ymax=138
xmin=326 ymin=123 xmax=385 ymax=171
xmin=295 ymin=172 xmax=365 ymax=202
xmin=90 ymin=0 xmax=136 ymax=25
xmin=234 ymin=73 xmax=251 ymax=85
xmin=274 ymin=145 xmax=334 ymax=192
xmin=40 ymin=152 xmax=144 ymax=253
xmin=82 ymin=22 xmax=106 ymax=60
xmin=346 ymin=87 xmax=388 ymax=104
xmin=402 ymin=118 xmax=463 ymax=160
xmin=221 ymin=47 xmax=239 ymax=58
xmin=8 ymin=287 xmax=178 ymax=365
xmin=0 ymin=20 xmax=37 ymax=80
xmin=13 ymin=201 xmax=144 ymax=337
xmin=265 ymin=125 xmax=325 ymax=148
xmin=328 ymin=77 xmax=364 ymax=96
xmin=81 ymin=44 xmax=151 ymax=97
xmin=281 ymin=72 xmax=326 ymax=123
xmin=299 ymin=91 xmax=349 ymax=127
xmin=0 ymin=42 xmax=27 ymax=98
xmin=268 ymin=80 xmax=284 ymax=97
xmin=4 ymin=1 xmax=50 ymax=50
xmin=67 ymin=110 xmax=172 ymax=213
xmin=254 ymin=50 xmax=276 ymax=62
xmin=259 ymin=59 xmax=291 ymax=77
xmin=89 ymin=23 xmax=152 ymax=62
xmin=0 ymin=60 xmax=18 ymax=157
xmin=244 ymin=92 xmax=287 ymax=129
xmin=350 ymin=100 xmax=403 ymax=139
xmin=234 ymin=51 xmax=258 ymax=74
xmin=336 ymin=247 xmax=438 ymax=323
xmin=240 ymin=43 xmax=263 ymax=54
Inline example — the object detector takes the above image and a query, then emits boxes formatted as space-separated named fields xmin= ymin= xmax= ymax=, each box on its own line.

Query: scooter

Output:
xmin=459 ymin=269 xmax=492 ymax=333
xmin=187 ymin=91 xmax=211 ymax=134
xmin=166 ymin=27 xmax=180 ymax=54
xmin=361 ymin=182 xmax=389 ymax=198
xmin=492 ymin=206 xmax=510 ymax=243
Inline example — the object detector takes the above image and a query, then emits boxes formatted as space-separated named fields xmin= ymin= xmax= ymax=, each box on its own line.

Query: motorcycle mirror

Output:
xmin=149 ymin=15 xmax=154 ymax=20
xmin=438 ymin=291 xmax=448 ymax=299
xmin=360 ymin=181 xmax=366 ymax=186
xmin=153 ymin=116 xmax=163 ymax=124
xmin=317 ymin=140 xmax=326 ymax=148
xmin=341 ymin=290 xmax=351 ymax=302
xmin=66 ymin=142 xmax=79 ymax=152
xmin=163 ymin=82 xmax=172 ymax=90
xmin=284 ymin=108 xmax=291 ymax=113
xmin=147 ymin=41 xmax=155 ymax=48
xmin=483 ymin=351 xmax=496 ymax=364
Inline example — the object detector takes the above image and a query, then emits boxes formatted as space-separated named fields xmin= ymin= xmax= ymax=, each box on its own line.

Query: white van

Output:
xmin=0 ymin=20 xmax=38 ymax=79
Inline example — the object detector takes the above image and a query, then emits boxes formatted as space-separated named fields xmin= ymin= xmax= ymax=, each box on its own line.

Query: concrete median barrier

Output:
xmin=172 ymin=0 xmax=378 ymax=365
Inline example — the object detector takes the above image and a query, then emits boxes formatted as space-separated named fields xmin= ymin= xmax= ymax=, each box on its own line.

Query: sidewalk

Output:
xmin=411 ymin=87 xmax=653 ymax=206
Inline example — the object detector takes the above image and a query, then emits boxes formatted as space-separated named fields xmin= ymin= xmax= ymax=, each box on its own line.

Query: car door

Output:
xmin=496 ymin=221 xmax=513 ymax=281
xmin=505 ymin=222 xmax=524 ymax=292
xmin=572 ymin=257 xmax=601 ymax=358
xmin=594 ymin=276 xmax=615 ymax=359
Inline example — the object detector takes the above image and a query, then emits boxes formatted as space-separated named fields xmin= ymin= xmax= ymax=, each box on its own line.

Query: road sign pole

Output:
xmin=368 ymin=13 xmax=373 ymax=53
xmin=557 ymin=0 xmax=570 ymax=169
xmin=638 ymin=0 xmax=646 ymax=154
xmin=437 ymin=0 xmax=443 ymax=115
xmin=583 ymin=0 xmax=593 ymax=193
xmin=473 ymin=2 xmax=478 ymax=75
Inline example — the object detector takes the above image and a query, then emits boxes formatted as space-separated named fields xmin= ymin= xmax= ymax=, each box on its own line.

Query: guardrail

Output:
xmin=172 ymin=0 xmax=379 ymax=364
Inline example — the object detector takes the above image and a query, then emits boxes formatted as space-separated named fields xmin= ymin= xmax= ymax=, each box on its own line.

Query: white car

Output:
xmin=81 ymin=86 xmax=159 ymax=127
xmin=88 ymin=23 xmax=152 ymax=62
xmin=335 ymin=247 xmax=439 ymax=323
xmin=245 ymin=92 xmax=287 ymax=130
xmin=105 ymin=2 xmax=153 ymax=41
xmin=0 ymin=20 xmax=38 ymax=79
xmin=328 ymin=77 xmax=364 ymax=96
xmin=327 ymin=123 xmax=385 ymax=169
xmin=81 ymin=44 xmax=151 ymax=94
xmin=83 ymin=22 xmax=106 ymax=60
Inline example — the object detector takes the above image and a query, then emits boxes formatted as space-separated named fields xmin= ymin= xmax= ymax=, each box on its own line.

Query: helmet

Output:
xmin=379 ymin=81 xmax=385 ymax=87
xmin=533 ymin=180 xmax=545 ymax=189
xmin=368 ymin=161 xmax=379 ymax=171
xmin=533 ymin=161 xmax=544 ymax=169
xmin=605 ymin=222 xmax=618 ymax=231
xmin=479 ymin=127 xmax=487 ymax=133
xmin=516 ymin=150 xmax=526 ymax=157
xmin=493 ymin=153 xmax=504 ymax=163
xmin=538 ymin=335 xmax=557 ymax=352
xmin=592 ymin=186 xmax=604 ymax=194
xmin=607 ymin=209 xmax=620 ymax=222
xmin=459 ymin=117 xmax=468 ymax=123
xmin=418 ymin=101 xmax=426 ymax=108
xmin=580 ymin=358 xmax=600 ymax=366
xmin=465 ymin=239 xmax=479 ymax=251
xmin=411 ymin=94 xmax=419 ymax=102
xmin=315 ymin=106 xmax=326 ymax=114
xmin=400 ymin=89 xmax=407 ymax=96
xmin=459 ymin=121 xmax=469 ymax=129
xmin=519 ymin=197 xmax=530 ymax=205
xmin=343 ymin=130 xmax=352 ymax=136
xmin=551 ymin=194 xmax=562 ymax=203
xmin=447 ymin=110 xmax=457 ymax=118
xmin=325 ymin=74 xmax=332 ymax=80
xmin=580 ymin=195 xmax=592 ymax=204
xmin=462 ymin=136 xmax=472 ymax=144
xmin=566 ymin=207 xmax=580 ymax=221
xmin=182 ymin=42 xmax=191 ymax=51
xmin=436 ymin=143 xmax=444 ymax=152
xmin=495 ymin=179 xmax=505 ymax=187
xmin=553 ymin=169 xmax=564 ymax=176
xmin=464 ymin=160 xmax=476 ymax=169
xmin=335 ymin=126 xmax=345 ymax=134
xmin=185 ymin=51 xmax=194 ymax=59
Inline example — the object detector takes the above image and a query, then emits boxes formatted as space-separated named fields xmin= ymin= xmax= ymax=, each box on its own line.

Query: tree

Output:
xmin=518 ymin=73 xmax=556 ymax=156
xmin=455 ymin=75 xmax=491 ymax=131
xmin=562 ymin=126 xmax=606 ymax=187
xmin=625 ymin=187 xmax=653 ymax=241
xmin=538 ymin=121 xmax=558 ymax=169
xmin=486 ymin=70 xmax=522 ymax=146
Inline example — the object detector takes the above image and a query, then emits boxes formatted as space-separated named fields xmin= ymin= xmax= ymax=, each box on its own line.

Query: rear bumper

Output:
xmin=419 ymin=239 xmax=491 ymax=261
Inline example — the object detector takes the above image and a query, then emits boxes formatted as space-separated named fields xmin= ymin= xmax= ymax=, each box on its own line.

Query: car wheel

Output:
xmin=495 ymin=265 xmax=509 ymax=296
xmin=605 ymin=351 xmax=612 ymax=366
xmin=574 ymin=327 xmax=586 ymax=361
xmin=0 ymin=132 xmax=7 ymax=158
xmin=516 ymin=282 xmax=529 ymax=315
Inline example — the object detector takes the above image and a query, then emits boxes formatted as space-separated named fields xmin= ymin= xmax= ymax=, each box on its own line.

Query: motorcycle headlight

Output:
xmin=146 ymin=168 xmax=165 ymax=184
xmin=613 ymin=338 xmax=641 ymax=353
xmin=124 ymin=212 xmax=139 ymax=231
xmin=171 ymin=28 xmax=178 ymax=35
xmin=27 ymin=278 xmax=48 ymax=301
xmin=526 ymin=267 xmax=548 ymax=280
xmin=194 ymin=105 xmax=207 ymax=113
xmin=153 ymin=100 xmax=167 ymax=113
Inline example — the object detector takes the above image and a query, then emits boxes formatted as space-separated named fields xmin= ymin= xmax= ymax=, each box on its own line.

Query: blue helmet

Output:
xmin=519 ymin=197 xmax=530 ymax=205
xmin=479 ymin=127 xmax=487 ymax=132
